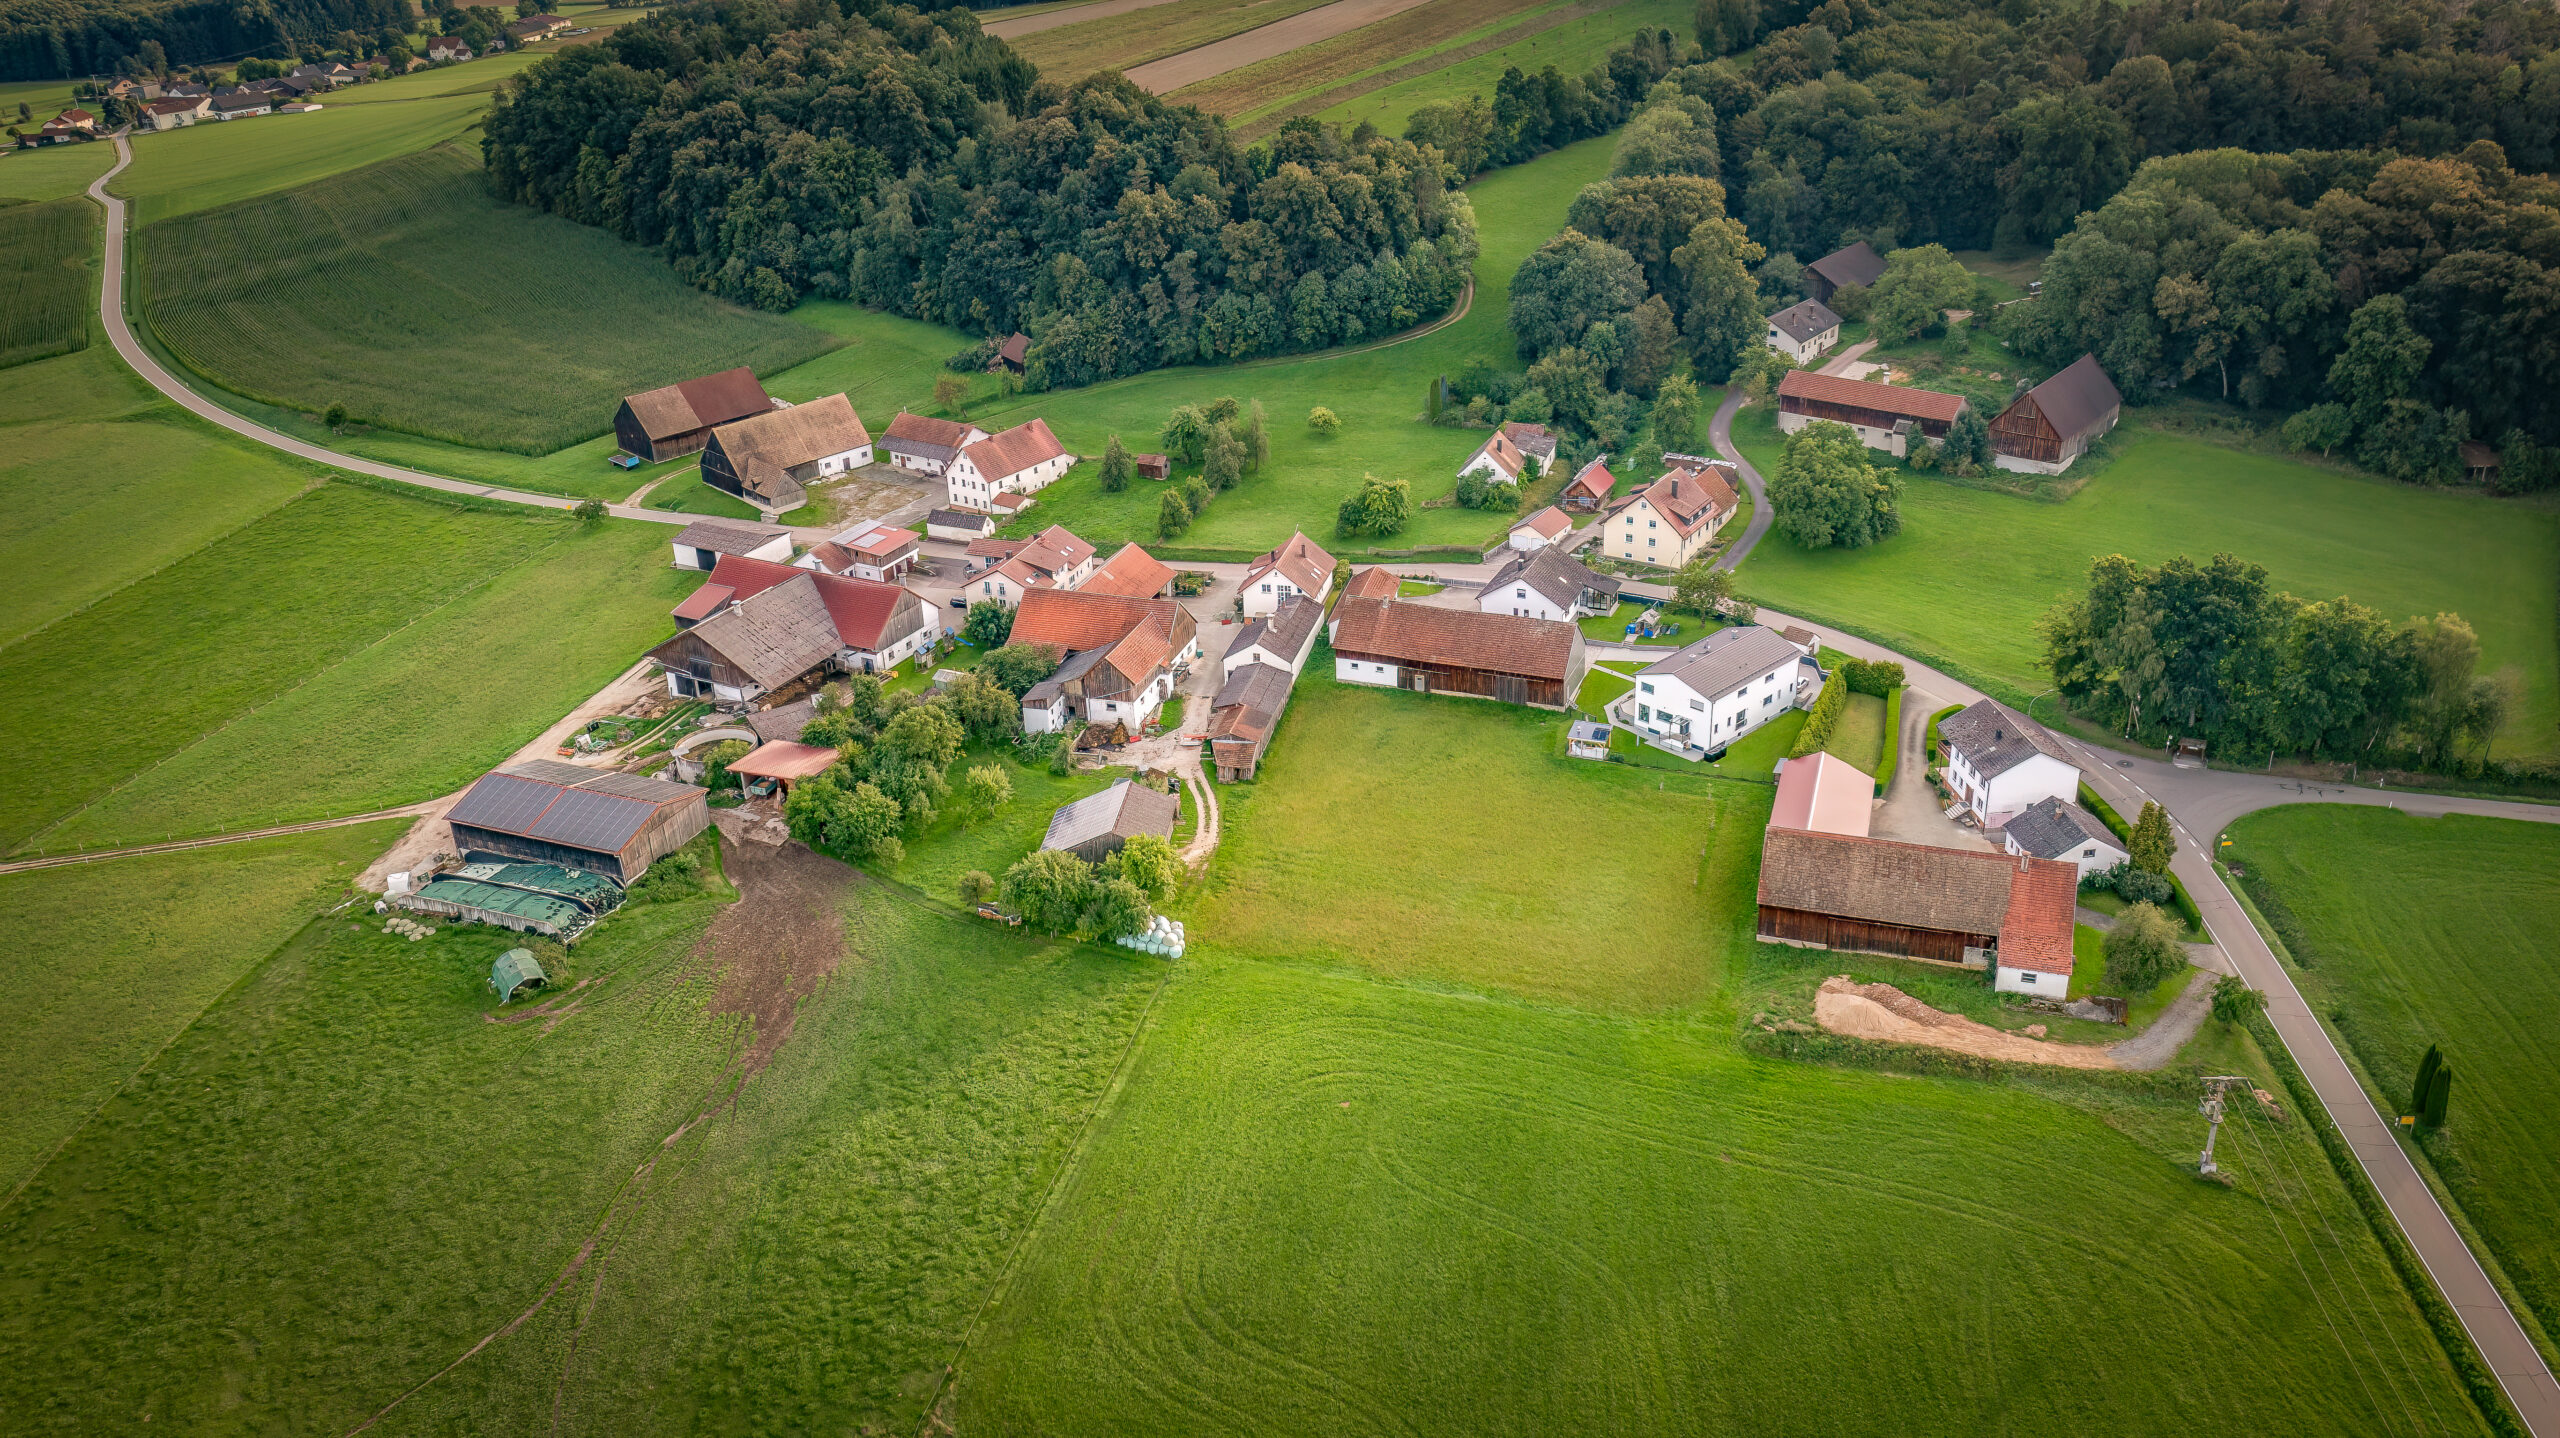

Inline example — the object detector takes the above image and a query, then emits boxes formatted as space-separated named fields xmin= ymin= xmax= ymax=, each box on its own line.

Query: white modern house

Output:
xmin=1612 ymin=626 xmax=1820 ymax=757
xmin=1475 ymin=545 xmax=1618 ymax=623
xmin=1939 ymin=699 xmax=2082 ymax=830
xmin=1239 ymin=531 xmax=1334 ymax=617
xmin=2002 ymin=795 xmax=2127 ymax=880
xmin=945 ymin=419 xmax=1072 ymax=510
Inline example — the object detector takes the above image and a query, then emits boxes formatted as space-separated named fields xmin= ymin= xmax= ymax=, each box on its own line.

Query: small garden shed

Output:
xmin=491 ymin=948 xmax=548 ymax=1003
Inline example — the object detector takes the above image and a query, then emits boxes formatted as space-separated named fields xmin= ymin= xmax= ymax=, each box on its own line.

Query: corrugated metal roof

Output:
xmin=448 ymin=763 xmax=700 ymax=854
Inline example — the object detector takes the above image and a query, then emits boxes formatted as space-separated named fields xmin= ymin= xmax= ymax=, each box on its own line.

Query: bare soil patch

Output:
xmin=1814 ymin=974 xmax=2120 ymax=1069
xmin=694 ymin=829 xmax=852 ymax=1079
xmin=1233 ymin=0 xmax=1610 ymax=138
xmin=983 ymin=0 xmax=1189 ymax=39
xmin=1169 ymin=0 xmax=1550 ymax=113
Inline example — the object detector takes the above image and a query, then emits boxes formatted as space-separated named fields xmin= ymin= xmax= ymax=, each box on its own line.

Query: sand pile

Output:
xmin=1814 ymin=975 xmax=2119 ymax=1070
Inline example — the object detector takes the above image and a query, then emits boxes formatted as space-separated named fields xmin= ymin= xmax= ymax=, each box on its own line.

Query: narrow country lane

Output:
xmin=87 ymin=133 xmax=709 ymax=529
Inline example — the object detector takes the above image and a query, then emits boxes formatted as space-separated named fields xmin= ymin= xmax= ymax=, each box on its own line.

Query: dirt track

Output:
xmin=1124 ymin=0 xmax=1438 ymax=94
xmin=697 ymin=824 xmax=851 ymax=1078
xmin=1814 ymin=975 xmax=2119 ymax=1069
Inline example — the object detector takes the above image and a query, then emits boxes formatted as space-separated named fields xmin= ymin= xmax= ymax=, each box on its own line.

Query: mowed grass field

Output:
xmin=0 ymin=137 xmax=113 ymax=202
xmin=1197 ymin=668 xmax=1766 ymax=1011
xmin=0 ymin=194 xmax=93 ymax=370
xmin=2224 ymin=805 xmax=2560 ymax=1357
xmin=960 ymin=134 xmax=1619 ymax=556
xmin=1727 ymin=405 xmax=2560 ymax=754
xmin=0 ymin=479 xmax=695 ymax=854
xmin=139 ymin=146 xmax=838 ymax=453
xmin=0 ymin=820 xmax=404 ymax=1192
xmin=0 ymin=872 xmax=1162 ymax=1435
xmin=113 ymin=86 xmax=493 ymax=225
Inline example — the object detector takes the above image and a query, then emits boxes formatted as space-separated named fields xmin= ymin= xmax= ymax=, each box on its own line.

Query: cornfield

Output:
xmin=0 ymin=195 xmax=93 ymax=371
xmin=136 ymin=146 xmax=840 ymax=455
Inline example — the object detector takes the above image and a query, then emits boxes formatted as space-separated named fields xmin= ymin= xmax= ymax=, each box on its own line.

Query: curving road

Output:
xmin=1706 ymin=383 xmax=1771 ymax=572
xmin=88 ymin=134 xmax=704 ymax=529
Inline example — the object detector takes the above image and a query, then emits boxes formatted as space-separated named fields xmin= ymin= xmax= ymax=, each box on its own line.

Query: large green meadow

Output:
xmin=138 ymin=146 xmax=839 ymax=454
xmin=0 ymin=821 xmax=405 ymax=1193
xmin=0 ymin=195 xmax=93 ymax=370
xmin=2224 ymin=805 xmax=2560 ymax=1362
xmin=114 ymin=87 xmax=493 ymax=225
xmin=1727 ymin=404 xmax=2560 ymax=754
xmin=0 ymin=137 xmax=112 ymax=202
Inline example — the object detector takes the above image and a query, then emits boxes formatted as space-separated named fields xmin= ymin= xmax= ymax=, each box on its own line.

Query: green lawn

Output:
xmin=1825 ymin=691 xmax=1888 ymax=771
xmin=322 ymin=53 xmax=542 ymax=103
xmin=0 ymin=820 xmax=405 ymax=1192
xmin=0 ymin=864 xmax=1159 ymax=1433
xmin=1729 ymin=407 xmax=2560 ymax=754
xmin=883 ymin=742 xmax=1119 ymax=902
xmin=1397 ymin=578 xmax=1445 ymax=596
xmin=1576 ymin=664 xmax=1633 ymax=711
xmin=946 ymin=134 xmax=1620 ymax=557
xmin=0 ymin=482 xmax=694 ymax=854
xmin=2225 ymin=805 xmax=2560 ymax=1357
xmin=1611 ymin=704 xmax=1806 ymax=777
xmin=1580 ymin=599 xmax=1711 ymax=646
xmin=0 ymin=194 xmax=93 ymax=371
xmin=138 ymin=145 xmax=839 ymax=454
xmin=0 ymin=137 xmax=113 ymax=203
xmin=957 ymin=943 xmax=2472 ymax=1436
xmin=1197 ymin=671 xmax=1771 ymax=1012
xmin=115 ymin=87 xmax=492 ymax=225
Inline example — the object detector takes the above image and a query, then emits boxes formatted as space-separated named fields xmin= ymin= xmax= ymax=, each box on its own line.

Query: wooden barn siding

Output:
xmin=1782 ymin=395 xmax=1955 ymax=439
xmin=1342 ymin=653 xmax=1567 ymax=708
xmin=617 ymin=403 xmax=713 ymax=463
xmin=700 ymin=437 xmax=748 ymax=499
xmin=1990 ymin=396 xmax=2063 ymax=463
xmin=652 ymin=630 xmax=756 ymax=690
xmin=1756 ymin=904 xmax=1989 ymax=963
xmin=625 ymin=794 xmax=711 ymax=877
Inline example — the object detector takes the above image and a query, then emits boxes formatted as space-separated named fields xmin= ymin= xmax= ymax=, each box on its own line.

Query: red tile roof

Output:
xmin=1081 ymin=543 xmax=1177 ymax=598
xmin=1512 ymin=506 xmax=1572 ymax=541
xmin=1009 ymin=588 xmax=1194 ymax=690
xmin=1777 ymin=369 xmax=1968 ymax=424
xmin=669 ymin=583 xmax=735 ymax=623
xmin=683 ymin=554 xmax=919 ymax=650
xmin=1999 ymin=852 xmax=2080 ymax=974
xmin=883 ymin=411 xmax=981 ymax=449
xmin=1330 ymin=597 xmax=1578 ymax=682
xmin=1628 ymin=465 xmax=1740 ymax=538
xmin=728 ymin=740 xmax=841 ymax=782
xmin=1562 ymin=458 xmax=1614 ymax=501
xmin=961 ymin=418 xmax=1067 ymax=482
xmin=1244 ymin=530 xmax=1333 ymax=598
xmin=1340 ymin=566 xmax=1401 ymax=601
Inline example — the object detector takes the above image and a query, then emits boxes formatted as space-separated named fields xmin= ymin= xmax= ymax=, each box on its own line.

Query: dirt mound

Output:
xmin=695 ymin=832 xmax=852 ymax=1079
xmin=1814 ymin=975 xmax=2118 ymax=1070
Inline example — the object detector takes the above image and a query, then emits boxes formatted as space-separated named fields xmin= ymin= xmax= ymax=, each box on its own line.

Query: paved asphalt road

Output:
xmin=85 ymin=134 xmax=2560 ymax=1430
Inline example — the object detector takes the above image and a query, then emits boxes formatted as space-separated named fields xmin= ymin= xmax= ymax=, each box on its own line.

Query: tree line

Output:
xmin=2041 ymin=552 xmax=2517 ymax=774
xmin=0 ymin=0 xmax=404 ymax=81
xmin=483 ymin=0 xmax=1477 ymax=391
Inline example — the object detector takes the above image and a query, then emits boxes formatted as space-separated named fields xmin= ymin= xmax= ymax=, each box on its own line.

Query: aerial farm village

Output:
xmin=5 ymin=0 xmax=2560 ymax=1431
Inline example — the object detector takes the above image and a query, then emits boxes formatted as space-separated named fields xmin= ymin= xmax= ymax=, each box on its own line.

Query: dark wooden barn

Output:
xmin=615 ymin=368 xmax=773 ymax=462
xmin=1330 ymin=597 xmax=1586 ymax=709
xmin=445 ymin=761 xmax=709 ymax=884
xmin=1990 ymin=354 xmax=2122 ymax=473
xmin=1755 ymin=827 xmax=2073 ymax=967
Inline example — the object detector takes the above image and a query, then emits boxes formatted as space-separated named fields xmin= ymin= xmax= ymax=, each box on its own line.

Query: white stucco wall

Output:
xmin=1336 ymin=655 xmax=1399 ymax=688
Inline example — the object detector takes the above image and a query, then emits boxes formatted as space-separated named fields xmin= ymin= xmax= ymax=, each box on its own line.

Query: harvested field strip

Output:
xmin=116 ymin=88 xmax=493 ymax=225
xmin=1233 ymin=0 xmax=1608 ymax=136
xmin=1006 ymin=0 xmax=1337 ymax=78
xmin=981 ymin=0 xmax=1186 ymax=38
xmin=1306 ymin=0 xmax=1690 ymax=131
xmin=137 ymin=146 xmax=837 ymax=454
xmin=1167 ymin=0 xmax=1556 ymax=114
xmin=0 ymin=196 xmax=94 ymax=371
xmin=1123 ymin=0 xmax=1436 ymax=93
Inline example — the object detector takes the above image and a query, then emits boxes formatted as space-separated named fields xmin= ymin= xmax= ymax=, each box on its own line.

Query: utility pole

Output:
xmin=2197 ymin=1075 xmax=2252 ymax=1176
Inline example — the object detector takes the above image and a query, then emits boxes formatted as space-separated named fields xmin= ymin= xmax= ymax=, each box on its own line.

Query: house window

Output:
xmin=2084 ymin=847 xmax=2097 ymax=857
xmin=1516 ymin=587 xmax=1528 ymax=598
xmin=1261 ymin=583 xmax=1273 ymax=593
xmin=1639 ymin=682 xmax=1653 ymax=694
xmin=1638 ymin=704 xmax=1652 ymax=721
xmin=2017 ymin=972 xmax=2038 ymax=985
xmin=1647 ymin=539 xmax=1656 ymax=548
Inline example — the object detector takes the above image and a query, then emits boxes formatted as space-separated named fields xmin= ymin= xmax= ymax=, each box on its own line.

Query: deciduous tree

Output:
xmin=2103 ymin=900 xmax=2185 ymax=992
xmin=1769 ymin=421 xmax=1901 ymax=548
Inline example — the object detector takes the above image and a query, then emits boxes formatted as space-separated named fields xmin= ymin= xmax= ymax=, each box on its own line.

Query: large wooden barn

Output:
xmin=1991 ymin=354 xmax=2122 ymax=475
xmin=1776 ymin=370 xmax=1969 ymax=459
xmin=614 ymin=367 xmax=774 ymax=462
xmin=700 ymin=394 xmax=872 ymax=511
xmin=444 ymin=761 xmax=709 ymax=884
xmin=1330 ymin=597 xmax=1586 ymax=708
xmin=1756 ymin=828 xmax=2077 ymax=978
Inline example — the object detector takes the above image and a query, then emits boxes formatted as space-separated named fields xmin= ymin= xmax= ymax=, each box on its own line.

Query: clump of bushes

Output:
xmin=1789 ymin=668 xmax=1848 ymax=757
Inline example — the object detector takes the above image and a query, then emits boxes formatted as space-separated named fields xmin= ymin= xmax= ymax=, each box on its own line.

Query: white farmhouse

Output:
xmin=1476 ymin=544 xmax=1619 ymax=623
xmin=1456 ymin=428 xmax=1528 ymax=485
xmin=945 ymin=419 xmax=1072 ymax=510
xmin=1611 ymin=626 xmax=1820 ymax=757
xmin=1222 ymin=594 xmax=1324 ymax=678
xmin=1239 ymin=531 xmax=1334 ymax=616
xmin=1765 ymin=298 xmax=1843 ymax=363
xmin=1939 ymin=699 xmax=2081 ymax=830
xmin=2002 ymin=795 xmax=2128 ymax=880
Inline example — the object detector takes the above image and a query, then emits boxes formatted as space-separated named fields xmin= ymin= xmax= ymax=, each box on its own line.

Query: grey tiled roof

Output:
xmin=2003 ymin=796 xmax=2119 ymax=860
xmin=1042 ymin=779 xmax=1179 ymax=852
xmin=1637 ymin=625 xmax=1804 ymax=702
xmin=1939 ymin=699 xmax=2076 ymax=781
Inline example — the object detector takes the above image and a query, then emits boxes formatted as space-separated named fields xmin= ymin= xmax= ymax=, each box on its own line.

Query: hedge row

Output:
xmin=2077 ymin=783 xmax=2206 ymax=933
xmin=1870 ymin=688 xmax=1905 ymax=795
xmin=1924 ymin=703 xmax=1963 ymax=764
xmin=1789 ymin=668 xmax=1848 ymax=758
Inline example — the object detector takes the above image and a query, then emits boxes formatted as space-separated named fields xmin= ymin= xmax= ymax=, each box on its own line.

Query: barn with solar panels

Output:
xmin=443 ymin=760 xmax=709 ymax=884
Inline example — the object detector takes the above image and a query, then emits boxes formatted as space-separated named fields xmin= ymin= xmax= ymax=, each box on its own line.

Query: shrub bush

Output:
xmin=1789 ymin=669 xmax=1848 ymax=758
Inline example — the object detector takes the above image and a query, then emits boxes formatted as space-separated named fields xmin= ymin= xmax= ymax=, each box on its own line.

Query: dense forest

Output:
xmin=483 ymin=0 xmax=1477 ymax=390
xmin=1416 ymin=0 xmax=2558 ymax=464
xmin=0 ymin=0 xmax=402 ymax=81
